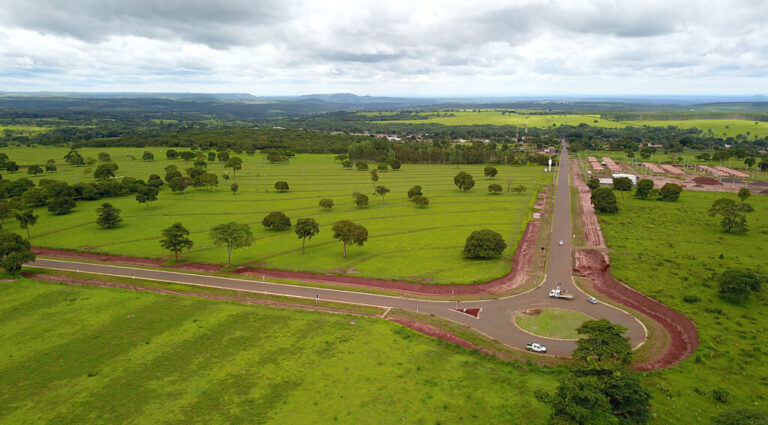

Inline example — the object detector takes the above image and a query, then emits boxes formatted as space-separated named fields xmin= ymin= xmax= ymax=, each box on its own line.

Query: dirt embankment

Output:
xmin=570 ymin=163 xmax=699 ymax=369
xmin=31 ymin=248 xmax=223 ymax=273
xmin=572 ymin=250 xmax=699 ymax=370
xmin=388 ymin=318 xmax=491 ymax=355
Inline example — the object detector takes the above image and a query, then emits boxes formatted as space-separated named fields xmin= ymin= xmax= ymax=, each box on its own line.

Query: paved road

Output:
xmin=30 ymin=143 xmax=646 ymax=357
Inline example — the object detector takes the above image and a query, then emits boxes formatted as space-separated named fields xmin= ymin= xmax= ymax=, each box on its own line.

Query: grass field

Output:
xmin=598 ymin=190 xmax=768 ymax=423
xmin=0 ymin=124 xmax=52 ymax=136
xmin=515 ymin=308 xmax=592 ymax=340
xmin=377 ymin=110 xmax=768 ymax=138
xmin=1 ymin=147 xmax=550 ymax=284
xmin=0 ymin=278 xmax=556 ymax=424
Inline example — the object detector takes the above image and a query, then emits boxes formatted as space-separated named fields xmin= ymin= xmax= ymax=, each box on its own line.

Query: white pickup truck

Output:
xmin=526 ymin=342 xmax=547 ymax=353
xmin=549 ymin=288 xmax=574 ymax=300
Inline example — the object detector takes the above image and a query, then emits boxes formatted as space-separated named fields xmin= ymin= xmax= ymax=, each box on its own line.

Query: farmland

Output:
xmin=0 ymin=278 xmax=556 ymax=424
xmin=597 ymin=190 xmax=768 ymax=422
xmin=0 ymin=147 xmax=550 ymax=284
xmin=377 ymin=110 xmax=768 ymax=138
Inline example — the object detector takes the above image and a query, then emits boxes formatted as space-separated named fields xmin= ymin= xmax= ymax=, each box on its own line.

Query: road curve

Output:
xmin=29 ymin=144 xmax=646 ymax=358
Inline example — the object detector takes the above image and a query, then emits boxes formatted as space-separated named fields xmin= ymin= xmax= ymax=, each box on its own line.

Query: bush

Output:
xmin=718 ymin=268 xmax=763 ymax=304
xmin=353 ymin=192 xmax=369 ymax=207
xmin=407 ymin=185 xmax=423 ymax=198
xmin=635 ymin=179 xmax=654 ymax=199
xmin=274 ymin=181 xmax=289 ymax=192
xmin=712 ymin=408 xmax=768 ymax=425
xmin=261 ymin=211 xmax=291 ymax=230
xmin=488 ymin=183 xmax=503 ymax=194
xmin=389 ymin=159 xmax=401 ymax=170
xmin=590 ymin=187 xmax=618 ymax=213
xmin=47 ymin=197 xmax=76 ymax=215
xmin=659 ymin=183 xmax=682 ymax=201
xmin=454 ymin=172 xmax=475 ymax=192
xmin=377 ymin=163 xmax=388 ymax=171
xmin=355 ymin=161 xmax=368 ymax=171
xmin=319 ymin=198 xmax=334 ymax=210
xmin=463 ymin=229 xmax=507 ymax=259
xmin=411 ymin=195 xmax=429 ymax=208
xmin=712 ymin=388 xmax=731 ymax=403
xmin=682 ymin=294 xmax=701 ymax=303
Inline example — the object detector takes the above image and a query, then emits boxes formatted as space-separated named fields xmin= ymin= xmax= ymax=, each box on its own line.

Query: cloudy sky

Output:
xmin=1 ymin=0 xmax=766 ymax=96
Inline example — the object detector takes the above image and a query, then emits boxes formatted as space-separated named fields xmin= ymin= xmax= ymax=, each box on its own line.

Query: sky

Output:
xmin=1 ymin=0 xmax=767 ymax=96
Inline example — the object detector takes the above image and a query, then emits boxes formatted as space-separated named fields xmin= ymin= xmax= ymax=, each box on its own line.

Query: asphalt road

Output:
xmin=30 ymin=143 xmax=646 ymax=358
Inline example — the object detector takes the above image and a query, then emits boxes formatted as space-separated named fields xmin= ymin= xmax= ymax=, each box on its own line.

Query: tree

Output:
xmin=738 ymin=187 xmax=751 ymax=202
xmin=587 ymin=177 xmax=600 ymax=191
xmin=488 ymin=183 xmax=503 ymax=194
xmin=27 ymin=165 xmax=43 ymax=176
xmin=21 ymin=188 xmax=47 ymax=208
xmin=708 ymin=198 xmax=754 ymax=233
xmin=341 ymin=159 xmax=353 ymax=169
xmin=573 ymin=319 xmax=632 ymax=365
xmin=612 ymin=177 xmax=632 ymax=192
xmin=169 ymin=176 xmax=191 ymax=194
xmin=14 ymin=210 xmax=38 ymax=240
xmin=635 ymin=179 xmax=654 ymax=199
xmin=659 ymin=183 xmax=682 ymax=201
xmin=377 ymin=163 xmax=388 ymax=171
xmin=208 ymin=152 xmax=216 ymax=162
xmin=224 ymin=157 xmax=243 ymax=176
xmin=717 ymin=268 xmax=763 ymax=304
xmin=48 ymin=197 xmax=75 ymax=215
xmin=266 ymin=150 xmax=287 ymax=163
xmin=511 ymin=185 xmax=527 ymax=195
xmin=712 ymin=408 xmax=768 ymax=425
xmin=0 ymin=201 xmax=9 ymax=224
xmin=484 ymin=166 xmax=498 ymax=178
xmin=407 ymin=185 xmax=423 ymax=199
xmin=4 ymin=161 xmax=19 ymax=173
xmin=217 ymin=151 xmax=230 ymax=163
xmin=160 ymin=223 xmax=194 ymax=261
xmin=332 ymin=220 xmax=368 ymax=258
xmin=165 ymin=167 xmax=182 ymax=184
xmin=744 ymin=157 xmax=756 ymax=169
xmin=294 ymin=218 xmax=320 ymax=253
xmin=209 ymin=222 xmax=254 ymax=267
xmin=98 ymin=152 xmax=111 ymax=162
xmin=454 ymin=171 xmax=475 ymax=192
xmin=135 ymin=185 xmax=159 ymax=207
xmin=147 ymin=174 xmax=164 ymax=188
xmin=0 ymin=231 xmax=35 ymax=275
xmin=390 ymin=159 xmax=402 ymax=170
xmin=44 ymin=160 xmax=57 ymax=173
xmin=353 ymin=192 xmax=369 ymax=207
xmin=262 ymin=211 xmax=291 ymax=230
xmin=374 ymin=185 xmax=390 ymax=203
xmin=96 ymin=203 xmax=122 ymax=228
xmin=411 ymin=195 xmax=429 ymax=208
xmin=230 ymin=182 xmax=239 ymax=195
xmin=537 ymin=374 xmax=616 ymax=425
xmin=463 ymin=229 xmax=506 ymax=258
xmin=274 ymin=181 xmax=289 ymax=192
xmin=94 ymin=162 xmax=119 ymax=180
xmin=166 ymin=149 xmax=179 ymax=159
xmin=355 ymin=161 xmax=368 ymax=171
xmin=370 ymin=169 xmax=379 ymax=188
xmin=591 ymin=187 xmax=619 ymax=213
xmin=193 ymin=158 xmax=207 ymax=169
xmin=180 ymin=151 xmax=195 ymax=161
xmin=142 ymin=151 xmax=154 ymax=161
xmin=200 ymin=173 xmax=218 ymax=192
xmin=319 ymin=198 xmax=334 ymax=210
xmin=64 ymin=150 xmax=85 ymax=166
xmin=334 ymin=154 xmax=349 ymax=161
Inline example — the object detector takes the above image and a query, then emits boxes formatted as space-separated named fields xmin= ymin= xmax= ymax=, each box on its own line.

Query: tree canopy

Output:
xmin=160 ymin=223 xmax=194 ymax=261
xmin=96 ymin=203 xmax=122 ymax=228
xmin=332 ymin=220 xmax=368 ymax=258
xmin=262 ymin=211 xmax=292 ymax=230
xmin=708 ymin=198 xmax=754 ymax=233
xmin=454 ymin=171 xmax=475 ymax=192
xmin=208 ymin=222 xmax=253 ymax=266
xmin=294 ymin=218 xmax=320 ymax=254
xmin=591 ymin=187 xmax=619 ymax=213
xmin=0 ymin=231 xmax=35 ymax=275
xmin=463 ymin=229 xmax=506 ymax=258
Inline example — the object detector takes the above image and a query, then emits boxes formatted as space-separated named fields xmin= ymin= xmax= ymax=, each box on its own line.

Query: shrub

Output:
xmin=261 ymin=211 xmax=291 ymax=230
xmin=319 ymin=198 xmax=334 ymax=210
xmin=353 ymin=192 xmax=369 ymax=207
xmin=682 ymin=294 xmax=701 ymax=303
xmin=411 ymin=195 xmax=429 ymax=208
xmin=712 ymin=388 xmax=731 ymax=403
xmin=407 ymin=185 xmax=423 ymax=198
xmin=488 ymin=183 xmax=503 ymax=194
xmin=463 ymin=229 xmax=506 ymax=259
xmin=274 ymin=181 xmax=289 ymax=192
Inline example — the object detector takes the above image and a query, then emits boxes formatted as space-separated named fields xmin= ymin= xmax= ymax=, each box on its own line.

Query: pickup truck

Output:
xmin=526 ymin=343 xmax=547 ymax=353
xmin=549 ymin=289 xmax=574 ymax=300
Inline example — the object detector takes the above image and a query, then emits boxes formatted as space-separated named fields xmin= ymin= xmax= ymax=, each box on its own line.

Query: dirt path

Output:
xmin=570 ymin=162 xmax=699 ymax=369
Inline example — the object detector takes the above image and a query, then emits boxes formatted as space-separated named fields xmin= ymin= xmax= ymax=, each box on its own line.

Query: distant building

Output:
xmin=611 ymin=173 xmax=638 ymax=184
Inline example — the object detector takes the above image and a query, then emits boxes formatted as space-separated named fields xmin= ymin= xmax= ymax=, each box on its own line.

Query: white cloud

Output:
xmin=0 ymin=0 xmax=766 ymax=95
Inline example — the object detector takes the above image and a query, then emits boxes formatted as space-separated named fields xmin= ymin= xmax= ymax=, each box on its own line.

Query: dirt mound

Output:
xmin=522 ymin=308 xmax=542 ymax=316
xmin=573 ymin=249 xmax=699 ymax=370
xmin=692 ymin=176 xmax=722 ymax=185
xmin=453 ymin=308 xmax=481 ymax=318
xmin=388 ymin=318 xmax=491 ymax=354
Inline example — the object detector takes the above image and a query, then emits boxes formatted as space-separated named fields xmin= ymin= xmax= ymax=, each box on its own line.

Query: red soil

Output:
xmin=570 ymin=159 xmax=605 ymax=247
xmin=388 ymin=318 xmax=491 ymax=355
xmin=573 ymin=249 xmax=699 ymax=370
xmin=32 ymin=248 xmax=223 ymax=273
xmin=453 ymin=308 xmax=481 ymax=318
xmin=692 ymin=176 xmax=722 ymax=186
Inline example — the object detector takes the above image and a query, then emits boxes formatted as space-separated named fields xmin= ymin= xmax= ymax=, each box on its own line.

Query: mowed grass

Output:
xmin=598 ymin=191 xmax=768 ymax=423
xmin=377 ymin=110 xmax=768 ymax=138
xmin=0 ymin=278 xmax=556 ymax=424
xmin=2 ymin=147 xmax=550 ymax=284
xmin=515 ymin=308 xmax=592 ymax=340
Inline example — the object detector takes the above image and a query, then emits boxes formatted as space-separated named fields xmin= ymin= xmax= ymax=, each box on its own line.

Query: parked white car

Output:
xmin=526 ymin=342 xmax=547 ymax=353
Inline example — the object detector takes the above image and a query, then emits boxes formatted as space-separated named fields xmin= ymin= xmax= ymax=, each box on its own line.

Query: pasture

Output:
xmin=377 ymin=110 xmax=768 ymax=138
xmin=0 ymin=278 xmax=555 ymax=424
xmin=1 ymin=147 xmax=550 ymax=284
xmin=598 ymin=190 xmax=768 ymax=423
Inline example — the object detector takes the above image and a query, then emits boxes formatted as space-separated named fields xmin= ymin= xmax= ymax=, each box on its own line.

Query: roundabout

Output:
xmin=514 ymin=308 xmax=594 ymax=340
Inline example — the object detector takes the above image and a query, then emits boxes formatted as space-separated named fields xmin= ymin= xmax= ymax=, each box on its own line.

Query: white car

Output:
xmin=526 ymin=342 xmax=547 ymax=353
xmin=558 ymin=240 xmax=564 ymax=245
xmin=587 ymin=297 xmax=599 ymax=304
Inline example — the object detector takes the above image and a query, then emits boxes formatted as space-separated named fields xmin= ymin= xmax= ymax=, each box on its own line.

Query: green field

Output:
xmin=377 ymin=110 xmax=768 ymax=138
xmin=598 ymin=190 xmax=768 ymax=423
xmin=0 ymin=278 xmax=556 ymax=424
xmin=0 ymin=124 xmax=52 ymax=136
xmin=515 ymin=308 xmax=592 ymax=339
xmin=1 ymin=147 xmax=550 ymax=284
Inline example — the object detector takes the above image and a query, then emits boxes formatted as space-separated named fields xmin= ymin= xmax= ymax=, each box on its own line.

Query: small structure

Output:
xmin=660 ymin=164 xmax=684 ymax=177
xmin=612 ymin=173 xmax=638 ymax=185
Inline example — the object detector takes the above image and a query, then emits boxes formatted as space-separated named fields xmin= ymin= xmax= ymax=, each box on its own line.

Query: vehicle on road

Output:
xmin=587 ymin=297 xmax=598 ymax=304
xmin=549 ymin=288 xmax=574 ymax=300
xmin=526 ymin=342 xmax=547 ymax=353
xmin=559 ymin=240 xmax=564 ymax=245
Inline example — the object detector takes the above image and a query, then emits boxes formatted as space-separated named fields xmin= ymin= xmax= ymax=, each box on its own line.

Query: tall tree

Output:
xmin=738 ymin=187 xmax=751 ymax=202
xmin=370 ymin=169 xmax=379 ymax=188
xmin=96 ymin=203 xmax=122 ymax=228
xmin=135 ymin=185 xmax=159 ymax=207
xmin=454 ymin=171 xmax=475 ymax=192
xmin=208 ymin=222 xmax=254 ymax=266
xmin=484 ymin=166 xmax=498 ymax=178
xmin=374 ymin=185 xmax=390 ymax=203
xmin=332 ymin=220 xmax=368 ymax=258
xmin=634 ymin=179 xmax=654 ymax=199
xmin=708 ymin=198 xmax=754 ymax=233
xmin=262 ymin=211 xmax=291 ymax=230
xmin=27 ymin=165 xmax=43 ymax=176
xmin=160 ymin=223 xmax=194 ymax=261
xmin=572 ymin=319 xmax=632 ymax=365
xmin=14 ymin=210 xmax=38 ymax=240
xmin=591 ymin=187 xmax=619 ymax=213
xmin=659 ymin=183 xmax=682 ymax=202
xmin=294 ymin=218 xmax=320 ymax=253
xmin=0 ymin=231 xmax=35 ymax=275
